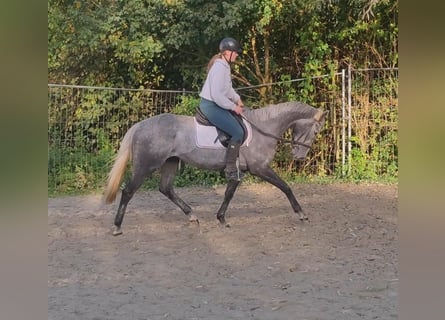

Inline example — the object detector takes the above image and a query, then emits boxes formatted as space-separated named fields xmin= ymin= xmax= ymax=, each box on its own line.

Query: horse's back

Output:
xmin=132 ymin=113 xmax=196 ymax=151
xmin=136 ymin=113 xmax=194 ymax=133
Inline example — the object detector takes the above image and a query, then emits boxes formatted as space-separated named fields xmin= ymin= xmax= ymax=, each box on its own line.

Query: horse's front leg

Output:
xmin=250 ymin=166 xmax=308 ymax=221
xmin=216 ymin=179 xmax=241 ymax=225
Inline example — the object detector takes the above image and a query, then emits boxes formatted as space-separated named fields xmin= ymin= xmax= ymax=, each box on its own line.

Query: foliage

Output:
xmin=171 ymin=95 xmax=200 ymax=116
xmin=48 ymin=0 xmax=165 ymax=87
xmin=49 ymin=0 xmax=397 ymax=90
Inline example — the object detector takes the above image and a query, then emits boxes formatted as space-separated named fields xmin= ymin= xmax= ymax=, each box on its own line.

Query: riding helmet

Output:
xmin=219 ymin=37 xmax=242 ymax=54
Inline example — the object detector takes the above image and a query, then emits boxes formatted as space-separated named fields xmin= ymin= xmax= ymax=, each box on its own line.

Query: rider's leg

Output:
xmin=199 ymin=99 xmax=244 ymax=181
xmin=224 ymin=140 xmax=243 ymax=181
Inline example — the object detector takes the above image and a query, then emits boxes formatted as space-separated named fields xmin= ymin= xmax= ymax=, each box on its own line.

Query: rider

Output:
xmin=199 ymin=37 xmax=245 ymax=181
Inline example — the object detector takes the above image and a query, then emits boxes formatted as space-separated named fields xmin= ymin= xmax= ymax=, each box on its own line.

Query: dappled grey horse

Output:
xmin=104 ymin=101 xmax=327 ymax=235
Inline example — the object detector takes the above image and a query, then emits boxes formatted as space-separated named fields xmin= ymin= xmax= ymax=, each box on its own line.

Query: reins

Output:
xmin=240 ymin=113 xmax=314 ymax=149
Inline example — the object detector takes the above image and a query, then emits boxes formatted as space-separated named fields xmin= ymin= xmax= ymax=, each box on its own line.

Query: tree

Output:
xmin=48 ymin=0 xmax=165 ymax=87
xmin=48 ymin=0 xmax=398 ymax=91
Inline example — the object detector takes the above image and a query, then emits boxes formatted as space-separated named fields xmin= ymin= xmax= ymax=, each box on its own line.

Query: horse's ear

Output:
xmin=323 ymin=110 xmax=329 ymax=118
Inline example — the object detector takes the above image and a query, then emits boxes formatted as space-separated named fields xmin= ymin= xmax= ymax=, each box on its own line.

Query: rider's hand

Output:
xmin=233 ymin=99 xmax=244 ymax=115
xmin=233 ymin=104 xmax=244 ymax=115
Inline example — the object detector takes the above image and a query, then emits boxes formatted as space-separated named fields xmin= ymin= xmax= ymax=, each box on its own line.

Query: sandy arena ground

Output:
xmin=48 ymin=182 xmax=398 ymax=320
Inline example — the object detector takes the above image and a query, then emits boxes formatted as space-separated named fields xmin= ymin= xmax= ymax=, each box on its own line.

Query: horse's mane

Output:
xmin=247 ymin=101 xmax=316 ymax=122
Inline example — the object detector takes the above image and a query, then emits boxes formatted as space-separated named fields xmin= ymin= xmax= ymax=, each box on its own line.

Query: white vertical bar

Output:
xmin=341 ymin=69 xmax=346 ymax=176
xmin=347 ymin=65 xmax=352 ymax=175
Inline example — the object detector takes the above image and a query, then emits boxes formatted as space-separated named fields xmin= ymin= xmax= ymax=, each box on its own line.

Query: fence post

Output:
xmin=347 ymin=65 xmax=352 ymax=176
xmin=341 ymin=69 xmax=346 ymax=177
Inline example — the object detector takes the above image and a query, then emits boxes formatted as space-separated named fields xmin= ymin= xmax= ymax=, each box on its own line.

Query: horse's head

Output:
xmin=291 ymin=109 xmax=328 ymax=160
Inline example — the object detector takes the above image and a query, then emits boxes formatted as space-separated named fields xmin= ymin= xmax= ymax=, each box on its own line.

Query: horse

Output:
xmin=103 ymin=101 xmax=327 ymax=235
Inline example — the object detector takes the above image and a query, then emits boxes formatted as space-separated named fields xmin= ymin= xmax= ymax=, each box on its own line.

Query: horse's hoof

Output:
xmin=298 ymin=212 xmax=309 ymax=221
xmin=217 ymin=216 xmax=225 ymax=225
xmin=189 ymin=214 xmax=200 ymax=225
xmin=217 ymin=218 xmax=230 ymax=228
xmin=112 ymin=227 xmax=123 ymax=236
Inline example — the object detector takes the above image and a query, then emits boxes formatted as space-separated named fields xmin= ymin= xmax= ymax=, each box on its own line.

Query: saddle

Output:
xmin=195 ymin=107 xmax=248 ymax=147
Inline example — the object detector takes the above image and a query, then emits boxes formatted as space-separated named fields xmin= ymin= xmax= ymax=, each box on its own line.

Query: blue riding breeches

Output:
xmin=199 ymin=98 xmax=244 ymax=143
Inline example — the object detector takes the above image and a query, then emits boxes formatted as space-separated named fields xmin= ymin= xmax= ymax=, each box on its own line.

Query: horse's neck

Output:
xmin=250 ymin=103 xmax=313 ymax=135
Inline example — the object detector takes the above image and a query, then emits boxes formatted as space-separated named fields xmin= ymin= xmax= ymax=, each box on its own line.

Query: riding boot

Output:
xmin=224 ymin=141 xmax=243 ymax=181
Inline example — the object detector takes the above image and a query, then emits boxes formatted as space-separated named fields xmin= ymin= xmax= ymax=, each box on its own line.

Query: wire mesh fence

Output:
xmin=48 ymin=67 xmax=398 ymax=195
xmin=346 ymin=68 xmax=398 ymax=179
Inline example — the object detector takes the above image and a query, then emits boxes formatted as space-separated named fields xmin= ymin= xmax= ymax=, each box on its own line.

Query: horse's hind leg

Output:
xmin=159 ymin=157 xmax=195 ymax=221
xmin=113 ymin=168 xmax=153 ymax=236
xmin=216 ymin=180 xmax=241 ymax=225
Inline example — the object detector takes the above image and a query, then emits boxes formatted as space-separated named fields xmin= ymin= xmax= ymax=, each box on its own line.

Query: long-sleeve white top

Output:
xmin=199 ymin=58 xmax=240 ymax=110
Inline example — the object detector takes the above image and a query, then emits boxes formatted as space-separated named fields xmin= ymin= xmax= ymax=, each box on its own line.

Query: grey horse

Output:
xmin=104 ymin=101 xmax=327 ymax=235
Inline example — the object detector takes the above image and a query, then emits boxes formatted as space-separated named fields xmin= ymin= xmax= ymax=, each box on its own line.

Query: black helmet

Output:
xmin=219 ymin=37 xmax=242 ymax=54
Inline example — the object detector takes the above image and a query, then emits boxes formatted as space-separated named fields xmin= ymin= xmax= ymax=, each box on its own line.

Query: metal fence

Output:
xmin=48 ymin=67 xmax=398 ymax=194
xmin=345 ymin=68 xmax=398 ymax=178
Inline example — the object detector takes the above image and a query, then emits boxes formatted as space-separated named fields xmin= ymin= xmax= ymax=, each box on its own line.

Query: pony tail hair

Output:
xmin=103 ymin=124 xmax=138 ymax=204
xmin=207 ymin=53 xmax=222 ymax=73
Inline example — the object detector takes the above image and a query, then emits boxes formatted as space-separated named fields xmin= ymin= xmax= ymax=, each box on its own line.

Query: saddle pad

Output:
xmin=194 ymin=118 xmax=252 ymax=149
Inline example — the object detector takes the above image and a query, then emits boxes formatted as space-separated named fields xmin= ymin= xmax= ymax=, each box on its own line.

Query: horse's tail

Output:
xmin=103 ymin=124 xmax=138 ymax=204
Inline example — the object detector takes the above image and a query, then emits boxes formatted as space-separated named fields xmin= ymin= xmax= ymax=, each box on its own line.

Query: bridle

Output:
xmin=241 ymin=109 xmax=323 ymax=149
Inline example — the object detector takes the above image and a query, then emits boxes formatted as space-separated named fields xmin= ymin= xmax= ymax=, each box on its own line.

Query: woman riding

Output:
xmin=198 ymin=37 xmax=245 ymax=181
